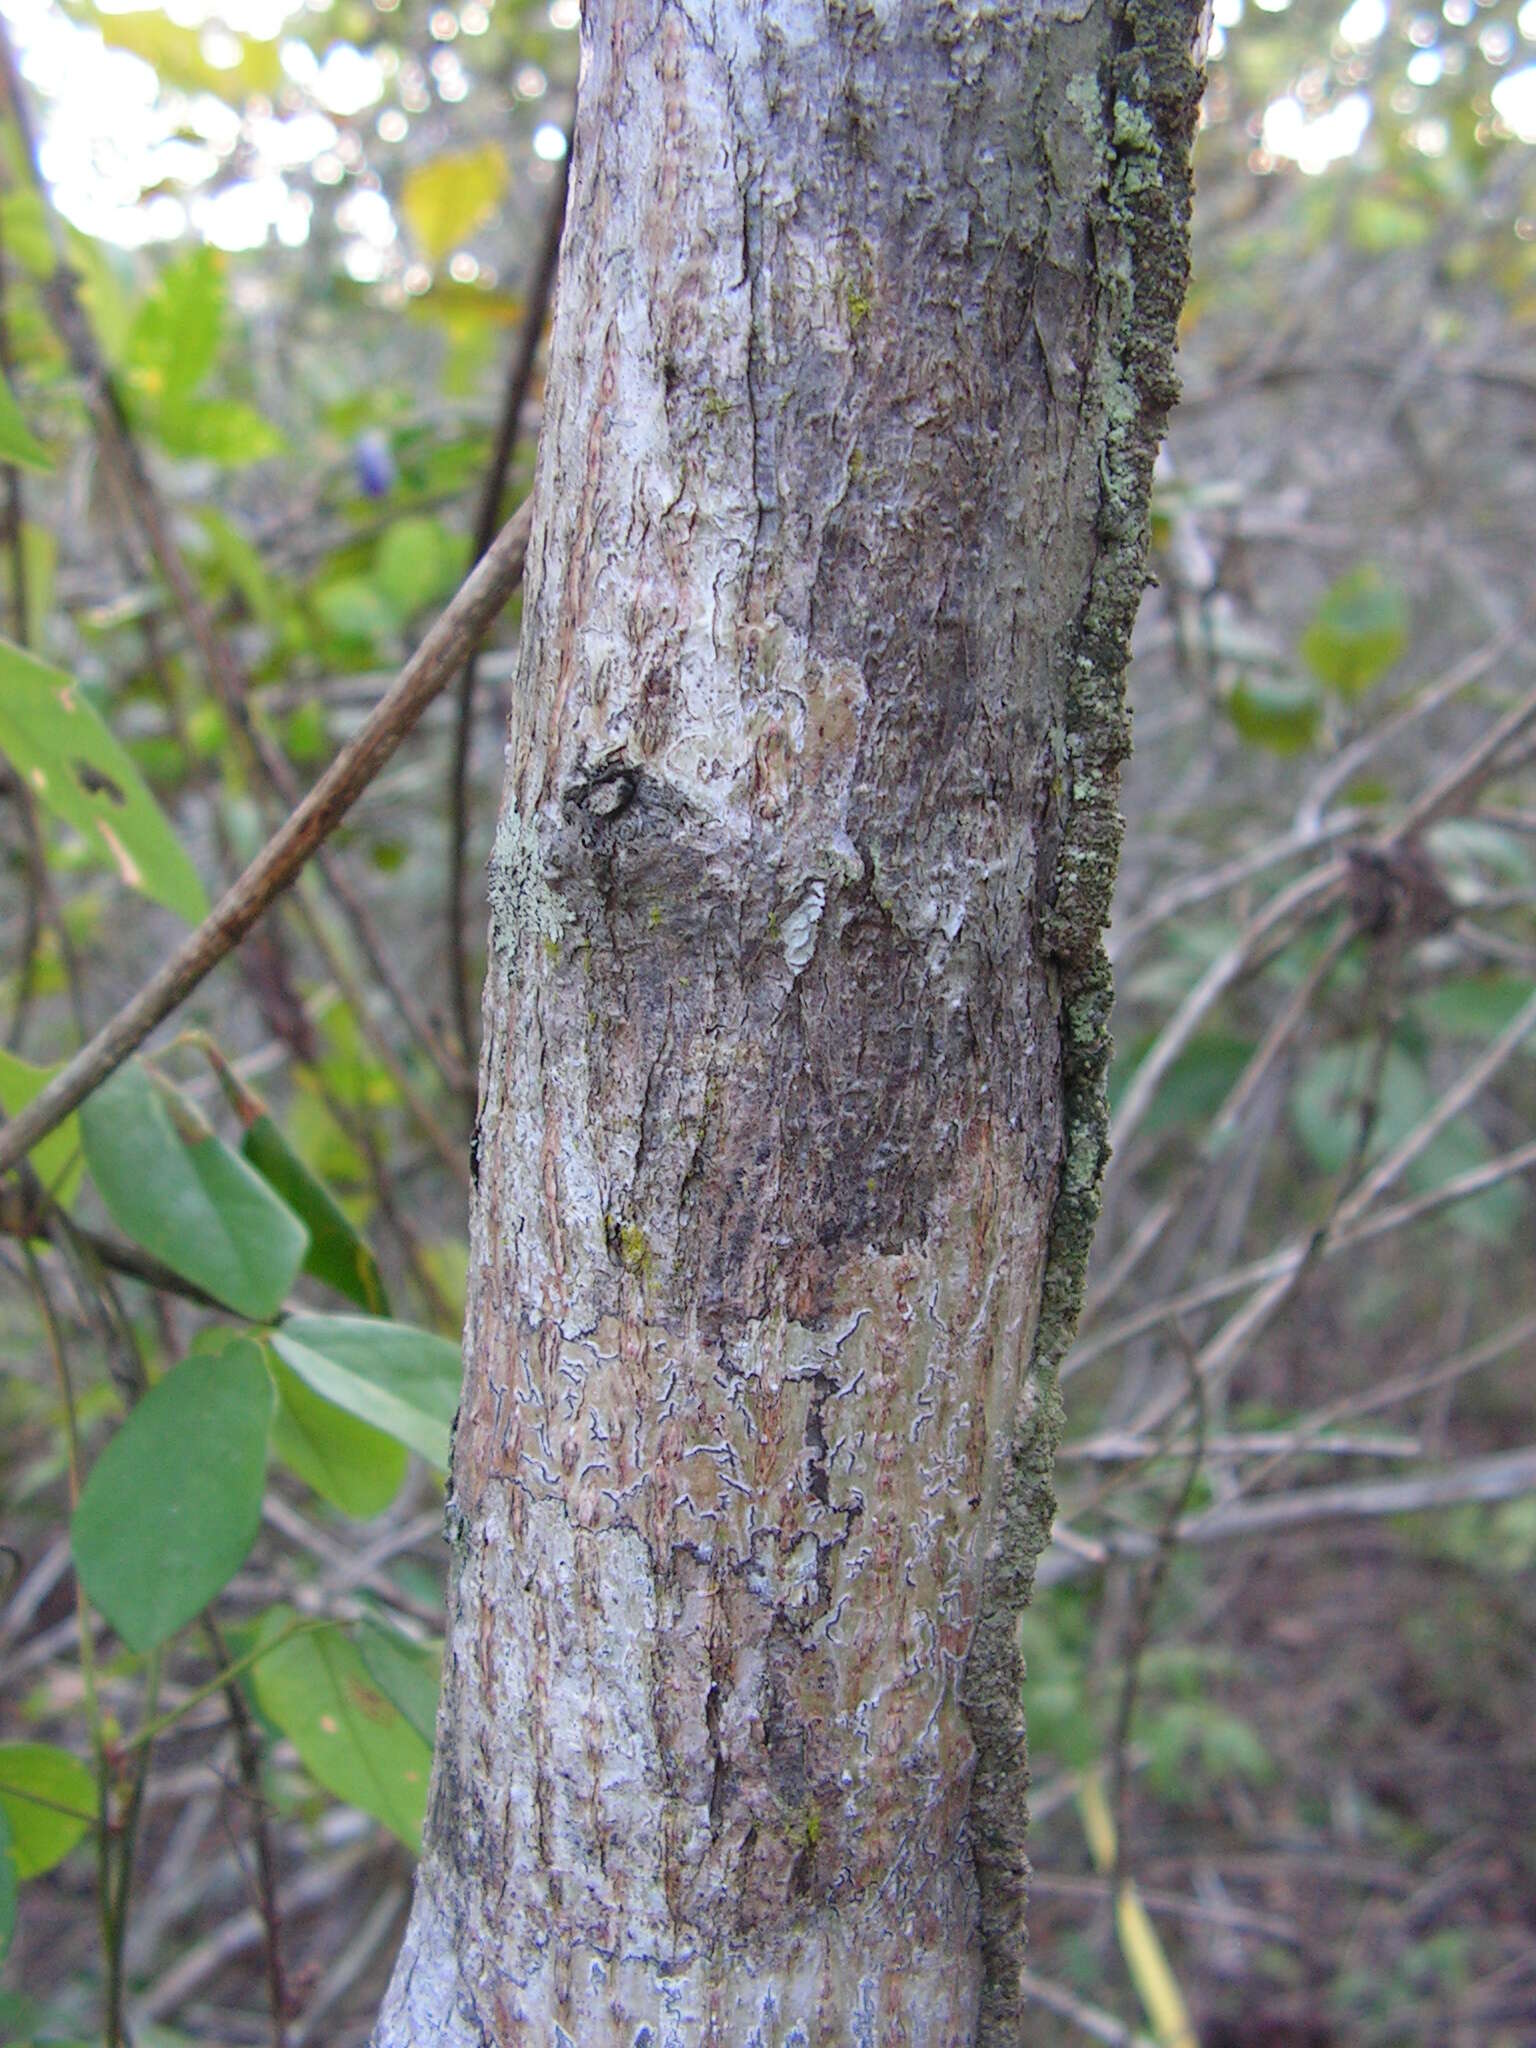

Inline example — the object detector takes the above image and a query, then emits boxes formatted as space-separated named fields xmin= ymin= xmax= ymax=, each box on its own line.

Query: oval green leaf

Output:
xmin=0 ymin=639 xmax=207 ymax=922
xmin=355 ymin=1618 xmax=441 ymax=1748
xmin=80 ymin=1064 xmax=308 ymax=1319
xmin=240 ymin=1114 xmax=389 ymax=1315
xmin=1226 ymin=673 xmax=1323 ymax=754
xmin=0 ymin=1743 xmax=95 ymax=1879
xmin=266 ymin=1350 xmax=407 ymax=1520
xmin=249 ymin=1613 xmax=431 ymax=1849
xmin=1299 ymin=564 xmax=1410 ymax=699
xmin=270 ymin=1314 xmax=461 ymax=1470
xmin=71 ymin=1340 xmax=274 ymax=1651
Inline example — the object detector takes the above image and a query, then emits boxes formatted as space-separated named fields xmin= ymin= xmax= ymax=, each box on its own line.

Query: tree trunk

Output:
xmin=375 ymin=4 xmax=1201 ymax=2041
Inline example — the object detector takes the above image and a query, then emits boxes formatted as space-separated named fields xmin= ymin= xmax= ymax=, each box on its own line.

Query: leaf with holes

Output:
xmin=80 ymin=1064 xmax=308 ymax=1319
xmin=71 ymin=1340 xmax=274 ymax=1651
xmin=0 ymin=640 xmax=207 ymax=922
xmin=249 ymin=1613 xmax=432 ymax=1848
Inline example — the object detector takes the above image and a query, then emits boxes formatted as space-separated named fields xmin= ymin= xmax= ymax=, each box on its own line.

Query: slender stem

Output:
xmin=22 ymin=1248 xmax=113 ymax=2041
xmin=104 ymin=1650 xmax=161 ymax=2048
xmin=0 ymin=499 xmax=532 ymax=1180
xmin=204 ymin=1616 xmax=289 ymax=2048
xmin=120 ymin=1618 xmax=327 ymax=1753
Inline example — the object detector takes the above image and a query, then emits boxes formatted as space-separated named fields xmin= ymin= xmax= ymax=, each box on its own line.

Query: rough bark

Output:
xmin=376 ymin=3 xmax=1201 ymax=2042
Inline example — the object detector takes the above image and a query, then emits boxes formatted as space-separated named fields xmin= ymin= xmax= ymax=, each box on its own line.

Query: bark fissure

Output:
xmin=376 ymin=4 xmax=1201 ymax=2043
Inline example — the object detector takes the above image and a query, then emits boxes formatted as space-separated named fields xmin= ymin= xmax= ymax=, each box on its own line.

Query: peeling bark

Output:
xmin=375 ymin=3 xmax=1201 ymax=2042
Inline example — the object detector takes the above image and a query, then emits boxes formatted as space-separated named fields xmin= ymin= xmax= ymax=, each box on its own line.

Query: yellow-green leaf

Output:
xmin=0 ymin=1744 xmax=95 ymax=1879
xmin=400 ymin=145 xmax=508 ymax=266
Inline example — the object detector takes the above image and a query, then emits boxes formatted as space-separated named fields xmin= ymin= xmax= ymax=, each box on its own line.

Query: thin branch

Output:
xmin=1294 ymin=624 xmax=1524 ymax=840
xmin=1042 ymin=1444 xmax=1536 ymax=1583
xmin=1060 ymin=1429 xmax=1422 ymax=1463
xmin=1069 ymin=1135 xmax=1536 ymax=1377
xmin=1110 ymin=859 xmax=1347 ymax=1160
xmin=0 ymin=499 xmax=532 ymax=1180
xmin=204 ymin=1616 xmax=290 ymax=2048
xmin=1018 ymin=1967 xmax=1158 ymax=2048
xmin=0 ymin=21 xmax=468 ymax=1101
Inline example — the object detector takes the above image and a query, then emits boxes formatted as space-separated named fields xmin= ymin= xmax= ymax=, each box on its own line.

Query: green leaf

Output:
xmin=1141 ymin=1700 xmax=1273 ymax=1799
xmin=0 ymin=639 xmax=208 ymax=922
xmin=1108 ymin=1030 xmax=1255 ymax=1140
xmin=147 ymin=397 xmax=283 ymax=467
xmin=313 ymin=577 xmax=396 ymax=651
xmin=1289 ymin=1041 xmax=1525 ymax=1245
xmin=1225 ymin=673 xmax=1323 ymax=753
xmin=126 ymin=246 xmax=225 ymax=402
xmin=400 ymin=144 xmax=508 ymax=266
xmin=196 ymin=509 xmax=280 ymax=626
xmin=1300 ymin=565 xmax=1410 ymax=699
xmin=269 ymin=1314 xmax=461 ymax=1469
xmin=79 ymin=1064 xmax=308 ymax=1319
xmin=240 ymin=1112 xmax=390 ymax=1315
xmin=71 ymin=1340 xmax=273 ymax=1651
xmin=372 ymin=515 xmax=464 ymax=624
xmin=0 ymin=1744 xmax=95 ymax=1878
xmin=0 ymin=1049 xmax=83 ymax=1202
xmin=266 ymin=1350 xmax=407 ymax=1520
xmin=1415 ymin=971 xmax=1535 ymax=1043
xmin=1350 ymin=194 xmax=1433 ymax=253
xmin=355 ymin=1618 xmax=441 ymax=1746
xmin=0 ymin=1807 xmax=16 ymax=1965
xmin=0 ymin=374 xmax=51 ymax=473
xmin=248 ymin=1613 xmax=431 ymax=1848
xmin=1290 ymin=1042 xmax=1429 ymax=1177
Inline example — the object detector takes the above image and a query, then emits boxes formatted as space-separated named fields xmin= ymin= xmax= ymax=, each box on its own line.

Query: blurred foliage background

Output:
xmin=0 ymin=0 xmax=1533 ymax=2043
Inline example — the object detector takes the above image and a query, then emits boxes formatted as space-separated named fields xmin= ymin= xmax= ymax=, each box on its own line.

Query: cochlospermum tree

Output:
xmin=375 ymin=2 xmax=1203 ymax=2041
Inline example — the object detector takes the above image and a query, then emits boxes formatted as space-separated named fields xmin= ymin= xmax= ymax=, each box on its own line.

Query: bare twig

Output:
xmin=1110 ymin=860 xmax=1348 ymax=1160
xmin=1041 ymin=1444 xmax=1536 ymax=1584
xmin=1018 ymin=1966 xmax=1158 ymax=2048
xmin=204 ymin=1616 xmax=290 ymax=2048
xmin=0 ymin=499 xmax=532 ymax=1180
xmin=1068 ymin=1135 xmax=1536 ymax=1376
xmin=1060 ymin=1429 xmax=1422 ymax=1463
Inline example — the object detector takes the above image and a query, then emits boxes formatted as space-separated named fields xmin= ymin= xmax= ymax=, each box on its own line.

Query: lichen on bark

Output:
xmin=962 ymin=5 xmax=1203 ymax=2038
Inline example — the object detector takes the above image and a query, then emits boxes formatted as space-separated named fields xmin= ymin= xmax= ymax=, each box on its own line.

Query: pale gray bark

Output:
xmin=376 ymin=3 xmax=1201 ymax=2042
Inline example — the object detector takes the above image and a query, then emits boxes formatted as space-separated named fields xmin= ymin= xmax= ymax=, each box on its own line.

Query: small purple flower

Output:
xmin=354 ymin=430 xmax=396 ymax=501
